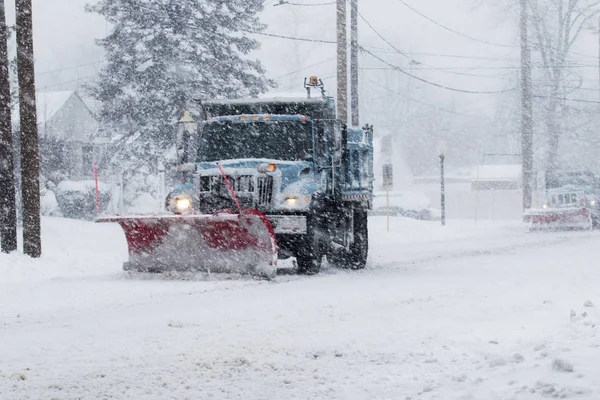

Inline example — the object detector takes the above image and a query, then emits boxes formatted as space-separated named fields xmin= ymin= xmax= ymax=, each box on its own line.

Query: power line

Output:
xmin=249 ymin=30 xmax=516 ymax=76
xmin=37 ymin=75 xmax=95 ymax=91
xmin=251 ymin=30 xmax=598 ymax=70
xmin=251 ymin=29 xmax=593 ymax=72
xmin=273 ymin=0 xmax=336 ymax=6
xmin=366 ymin=48 xmax=521 ymax=61
xmin=271 ymin=72 xmax=336 ymax=92
xmin=360 ymin=64 xmax=600 ymax=71
xmin=393 ymin=0 xmax=515 ymax=48
xmin=244 ymin=30 xmax=336 ymax=44
xmin=361 ymin=66 xmax=512 ymax=80
xmin=250 ymin=31 xmax=514 ymax=90
xmin=395 ymin=0 xmax=595 ymax=60
xmin=36 ymin=60 xmax=105 ymax=76
xmin=356 ymin=11 xmax=515 ymax=80
xmin=534 ymin=95 xmax=600 ymax=104
xmin=357 ymin=10 xmax=418 ymax=63
xmin=273 ymin=57 xmax=336 ymax=79
xmin=361 ymin=47 xmax=516 ymax=94
xmin=366 ymin=78 xmax=493 ymax=120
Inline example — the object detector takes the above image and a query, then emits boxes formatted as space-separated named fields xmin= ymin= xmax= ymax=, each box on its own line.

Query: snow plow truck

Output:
xmin=97 ymin=77 xmax=374 ymax=278
xmin=525 ymin=170 xmax=599 ymax=231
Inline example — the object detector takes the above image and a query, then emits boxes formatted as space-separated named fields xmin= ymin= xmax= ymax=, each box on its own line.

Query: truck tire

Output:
xmin=296 ymin=218 xmax=324 ymax=275
xmin=347 ymin=209 xmax=368 ymax=270
xmin=328 ymin=208 xmax=368 ymax=270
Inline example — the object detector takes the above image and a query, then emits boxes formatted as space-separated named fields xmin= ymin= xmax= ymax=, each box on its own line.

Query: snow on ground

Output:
xmin=1 ymin=216 xmax=600 ymax=399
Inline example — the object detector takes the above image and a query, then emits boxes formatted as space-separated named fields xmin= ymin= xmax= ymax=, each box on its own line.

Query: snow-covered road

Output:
xmin=1 ymin=217 xmax=599 ymax=399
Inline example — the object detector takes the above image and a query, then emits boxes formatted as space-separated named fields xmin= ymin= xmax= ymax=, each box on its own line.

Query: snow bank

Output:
xmin=0 ymin=217 xmax=127 ymax=283
xmin=40 ymin=190 xmax=59 ymax=216
xmin=372 ymin=190 xmax=437 ymax=220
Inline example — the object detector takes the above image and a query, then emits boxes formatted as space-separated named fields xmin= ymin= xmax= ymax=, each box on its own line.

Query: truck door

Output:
xmin=315 ymin=120 xmax=336 ymax=196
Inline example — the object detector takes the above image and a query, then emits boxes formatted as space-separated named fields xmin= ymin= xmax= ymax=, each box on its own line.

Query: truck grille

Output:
xmin=200 ymin=175 xmax=254 ymax=194
xmin=257 ymin=176 xmax=274 ymax=206
xmin=199 ymin=174 xmax=273 ymax=208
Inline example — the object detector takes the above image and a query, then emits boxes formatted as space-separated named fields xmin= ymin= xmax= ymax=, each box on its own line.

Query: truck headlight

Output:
xmin=170 ymin=196 xmax=192 ymax=214
xmin=284 ymin=196 xmax=310 ymax=209
xmin=258 ymin=163 xmax=277 ymax=173
xmin=176 ymin=197 xmax=192 ymax=211
xmin=590 ymin=200 xmax=597 ymax=206
xmin=542 ymin=203 xmax=548 ymax=209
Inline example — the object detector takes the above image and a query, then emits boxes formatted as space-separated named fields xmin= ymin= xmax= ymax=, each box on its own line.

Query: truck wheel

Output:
xmin=296 ymin=219 xmax=324 ymax=275
xmin=347 ymin=209 xmax=368 ymax=270
xmin=328 ymin=209 xmax=368 ymax=270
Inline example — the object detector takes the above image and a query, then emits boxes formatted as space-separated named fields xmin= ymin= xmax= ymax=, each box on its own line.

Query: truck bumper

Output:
xmin=266 ymin=215 xmax=307 ymax=235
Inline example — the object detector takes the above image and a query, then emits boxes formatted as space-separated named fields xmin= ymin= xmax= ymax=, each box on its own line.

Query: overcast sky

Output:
xmin=7 ymin=0 xmax=599 ymax=124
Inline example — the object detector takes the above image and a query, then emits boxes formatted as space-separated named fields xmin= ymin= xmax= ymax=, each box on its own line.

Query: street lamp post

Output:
xmin=437 ymin=141 xmax=447 ymax=226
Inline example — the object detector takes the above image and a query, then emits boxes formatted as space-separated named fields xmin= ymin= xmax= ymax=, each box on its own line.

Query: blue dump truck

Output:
xmin=98 ymin=78 xmax=374 ymax=278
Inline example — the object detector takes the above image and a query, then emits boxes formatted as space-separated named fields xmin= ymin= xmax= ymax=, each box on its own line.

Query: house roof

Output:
xmin=471 ymin=164 xmax=522 ymax=181
xmin=36 ymin=91 xmax=74 ymax=124
xmin=12 ymin=91 xmax=75 ymax=126
xmin=78 ymin=93 xmax=102 ymax=117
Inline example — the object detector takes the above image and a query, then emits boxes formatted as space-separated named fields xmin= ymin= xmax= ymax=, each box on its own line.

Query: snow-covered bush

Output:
xmin=41 ymin=190 xmax=59 ymax=217
xmin=55 ymin=180 xmax=111 ymax=220
xmin=121 ymin=169 xmax=160 ymax=212
xmin=127 ymin=193 xmax=159 ymax=215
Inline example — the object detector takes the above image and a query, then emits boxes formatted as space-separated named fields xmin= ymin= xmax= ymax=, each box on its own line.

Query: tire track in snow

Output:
xmin=368 ymin=230 xmax=598 ymax=274
xmin=2 ymin=229 xmax=596 ymax=333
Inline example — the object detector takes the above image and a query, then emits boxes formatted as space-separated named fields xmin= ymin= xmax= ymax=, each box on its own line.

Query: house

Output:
xmin=470 ymin=164 xmax=522 ymax=191
xmin=14 ymin=91 xmax=108 ymax=180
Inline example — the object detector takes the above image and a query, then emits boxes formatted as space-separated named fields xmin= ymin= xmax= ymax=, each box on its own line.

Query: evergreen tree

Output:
xmin=86 ymin=0 xmax=273 ymax=170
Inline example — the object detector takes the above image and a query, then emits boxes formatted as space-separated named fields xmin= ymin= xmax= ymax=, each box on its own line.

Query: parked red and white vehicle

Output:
xmin=524 ymin=171 xmax=599 ymax=231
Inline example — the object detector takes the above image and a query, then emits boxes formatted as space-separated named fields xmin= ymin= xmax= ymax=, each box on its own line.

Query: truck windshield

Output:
xmin=198 ymin=120 xmax=313 ymax=162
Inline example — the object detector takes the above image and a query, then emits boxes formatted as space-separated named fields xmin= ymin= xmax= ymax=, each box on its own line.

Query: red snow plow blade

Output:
xmin=525 ymin=207 xmax=592 ymax=231
xmin=97 ymin=210 xmax=278 ymax=278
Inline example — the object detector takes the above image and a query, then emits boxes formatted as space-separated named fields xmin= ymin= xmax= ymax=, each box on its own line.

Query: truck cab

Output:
xmin=167 ymin=78 xmax=374 ymax=274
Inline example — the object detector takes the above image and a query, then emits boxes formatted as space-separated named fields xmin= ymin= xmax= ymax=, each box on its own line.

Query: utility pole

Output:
xmin=520 ymin=0 xmax=533 ymax=212
xmin=350 ymin=0 xmax=359 ymax=127
xmin=337 ymin=0 xmax=348 ymax=125
xmin=0 ymin=0 xmax=16 ymax=253
xmin=440 ymin=153 xmax=446 ymax=226
xmin=16 ymin=0 xmax=41 ymax=258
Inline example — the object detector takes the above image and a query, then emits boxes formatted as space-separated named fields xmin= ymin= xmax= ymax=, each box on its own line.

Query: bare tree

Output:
xmin=478 ymin=0 xmax=599 ymax=171
xmin=527 ymin=0 xmax=600 ymax=171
